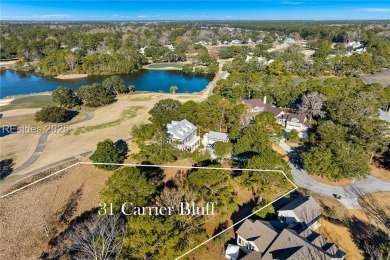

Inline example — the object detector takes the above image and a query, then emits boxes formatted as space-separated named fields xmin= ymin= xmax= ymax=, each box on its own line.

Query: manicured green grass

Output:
xmin=147 ymin=63 xmax=184 ymax=69
xmin=0 ymin=95 xmax=55 ymax=112
xmin=129 ymin=95 xmax=153 ymax=101
xmin=70 ymin=106 xmax=143 ymax=135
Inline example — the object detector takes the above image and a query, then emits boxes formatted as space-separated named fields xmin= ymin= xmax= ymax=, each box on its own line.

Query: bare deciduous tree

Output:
xmin=297 ymin=92 xmax=327 ymax=121
xmin=68 ymin=215 xmax=125 ymax=260
xmin=65 ymin=53 xmax=77 ymax=71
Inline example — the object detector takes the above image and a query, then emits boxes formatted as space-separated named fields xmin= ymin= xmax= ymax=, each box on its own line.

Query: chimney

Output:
xmin=263 ymin=96 xmax=267 ymax=104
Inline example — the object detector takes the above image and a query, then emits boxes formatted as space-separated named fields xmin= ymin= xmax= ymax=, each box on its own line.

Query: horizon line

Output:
xmin=1 ymin=19 xmax=390 ymax=22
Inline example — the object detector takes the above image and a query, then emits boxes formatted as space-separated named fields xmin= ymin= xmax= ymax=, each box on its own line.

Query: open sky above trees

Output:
xmin=2 ymin=0 xmax=390 ymax=21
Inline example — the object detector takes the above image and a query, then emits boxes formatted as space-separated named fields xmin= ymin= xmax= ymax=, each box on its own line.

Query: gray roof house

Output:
xmin=278 ymin=196 xmax=322 ymax=230
xmin=236 ymin=219 xmax=284 ymax=254
xmin=235 ymin=197 xmax=345 ymax=260
xmin=166 ymin=119 xmax=200 ymax=152
xmin=202 ymin=131 xmax=229 ymax=146
xmin=243 ymin=98 xmax=284 ymax=118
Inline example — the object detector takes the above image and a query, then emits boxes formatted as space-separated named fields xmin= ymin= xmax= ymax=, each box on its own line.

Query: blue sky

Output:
xmin=1 ymin=1 xmax=389 ymax=21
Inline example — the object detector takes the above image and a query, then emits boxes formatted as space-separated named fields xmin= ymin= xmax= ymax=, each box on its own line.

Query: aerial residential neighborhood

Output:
xmin=0 ymin=1 xmax=389 ymax=259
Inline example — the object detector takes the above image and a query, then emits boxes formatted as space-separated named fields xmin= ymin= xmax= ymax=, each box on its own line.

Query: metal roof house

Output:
xmin=166 ymin=120 xmax=200 ymax=152
xmin=202 ymin=131 xmax=229 ymax=146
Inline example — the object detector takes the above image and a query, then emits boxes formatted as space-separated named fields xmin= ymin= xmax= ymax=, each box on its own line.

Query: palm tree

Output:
xmin=128 ymin=85 xmax=135 ymax=93
xmin=169 ymin=85 xmax=178 ymax=94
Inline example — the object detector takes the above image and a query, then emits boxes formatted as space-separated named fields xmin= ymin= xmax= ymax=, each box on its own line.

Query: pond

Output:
xmin=0 ymin=69 xmax=213 ymax=98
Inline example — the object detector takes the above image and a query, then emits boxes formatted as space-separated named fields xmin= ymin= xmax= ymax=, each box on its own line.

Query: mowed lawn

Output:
xmin=0 ymin=95 xmax=55 ymax=112
xmin=147 ymin=63 xmax=184 ymax=69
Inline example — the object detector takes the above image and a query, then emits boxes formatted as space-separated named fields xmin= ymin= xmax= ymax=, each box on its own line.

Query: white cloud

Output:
xmin=358 ymin=8 xmax=390 ymax=12
xmin=2 ymin=15 xmax=27 ymax=19
xmin=137 ymin=15 xmax=160 ymax=18
xmin=281 ymin=1 xmax=304 ymax=4
xmin=32 ymin=14 xmax=72 ymax=19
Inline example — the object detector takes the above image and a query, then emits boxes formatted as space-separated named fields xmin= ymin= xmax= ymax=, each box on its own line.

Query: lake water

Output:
xmin=0 ymin=70 xmax=213 ymax=98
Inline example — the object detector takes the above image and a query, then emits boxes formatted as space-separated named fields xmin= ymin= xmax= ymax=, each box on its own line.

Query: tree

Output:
xmin=182 ymin=64 xmax=193 ymax=74
xmin=102 ymin=76 xmax=124 ymax=91
xmin=64 ymin=53 xmax=77 ymax=71
xmin=132 ymin=143 xmax=179 ymax=165
xmin=169 ymin=85 xmax=178 ymax=94
xmin=242 ymin=152 xmax=291 ymax=202
xmin=89 ymin=139 xmax=125 ymax=170
xmin=35 ymin=106 xmax=71 ymax=123
xmin=77 ymin=83 xmax=116 ymax=107
xmin=253 ymin=203 xmax=275 ymax=219
xmin=186 ymin=168 xmax=239 ymax=214
xmin=267 ymin=60 xmax=283 ymax=76
xmin=149 ymin=98 xmax=182 ymax=126
xmin=101 ymin=167 xmax=156 ymax=210
xmin=233 ymin=124 xmax=272 ymax=158
xmin=287 ymin=129 xmax=300 ymax=141
xmin=51 ymin=86 xmax=80 ymax=107
xmin=68 ymin=215 xmax=125 ymax=260
xmin=213 ymin=142 xmax=232 ymax=163
xmin=128 ymin=85 xmax=135 ymax=93
xmin=297 ymin=92 xmax=327 ymax=121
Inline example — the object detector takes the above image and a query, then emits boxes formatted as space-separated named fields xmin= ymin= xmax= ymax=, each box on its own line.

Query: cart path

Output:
xmin=10 ymin=110 xmax=94 ymax=174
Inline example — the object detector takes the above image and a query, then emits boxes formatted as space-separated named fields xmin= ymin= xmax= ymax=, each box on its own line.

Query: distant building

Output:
xmin=285 ymin=37 xmax=295 ymax=43
xmin=165 ymin=44 xmax=175 ymax=51
xmin=235 ymin=197 xmax=346 ymax=260
xmin=139 ymin=47 xmax=147 ymax=54
xmin=243 ymin=97 xmax=284 ymax=118
xmin=243 ymin=98 xmax=309 ymax=137
xmin=70 ymin=47 xmax=79 ymax=53
xmin=277 ymin=113 xmax=309 ymax=135
xmin=166 ymin=120 xmax=200 ymax=152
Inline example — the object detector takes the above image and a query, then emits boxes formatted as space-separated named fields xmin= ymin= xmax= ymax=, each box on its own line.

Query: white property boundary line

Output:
xmin=0 ymin=162 xmax=298 ymax=259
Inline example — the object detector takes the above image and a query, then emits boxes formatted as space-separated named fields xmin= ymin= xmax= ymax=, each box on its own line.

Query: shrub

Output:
xmin=89 ymin=139 xmax=126 ymax=171
xmin=35 ymin=106 xmax=71 ymax=123
xmin=287 ymin=129 xmax=300 ymax=141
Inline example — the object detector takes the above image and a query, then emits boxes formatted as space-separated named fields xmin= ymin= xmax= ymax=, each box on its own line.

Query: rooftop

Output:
xmin=236 ymin=219 xmax=284 ymax=252
xmin=166 ymin=119 xmax=197 ymax=141
xmin=278 ymin=197 xmax=321 ymax=227
xmin=207 ymin=131 xmax=228 ymax=141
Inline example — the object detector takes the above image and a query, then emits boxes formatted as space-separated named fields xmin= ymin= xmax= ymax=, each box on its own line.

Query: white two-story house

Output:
xmin=166 ymin=119 xmax=200 ymax=152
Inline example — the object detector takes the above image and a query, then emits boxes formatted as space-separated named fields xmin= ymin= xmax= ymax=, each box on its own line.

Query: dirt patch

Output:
xmin=162 ymin=159 xmax=193 ymax=181
xmin=317 ymin=219 xmax=364 ymax=260
xmin=358 ymin=192 xmax=390 ymax=235
xmin=55 ymin=74 xmax=88 ymax=79
xmin=0 ymin=164 xmax=111 ymax=260
xmin=272 ymin=143 xmax=287 ymax=158
xmin=309 ymin=174 xmax=353 ymax=186
xmin=370 ymin=164 xmax=390 ymax=181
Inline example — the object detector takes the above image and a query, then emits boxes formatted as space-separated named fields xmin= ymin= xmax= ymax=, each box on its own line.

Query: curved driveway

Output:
xmin=279 ymin=141 xmax=390 ymax=209
xmin=10 ymin=110 xmax=94 ymax=173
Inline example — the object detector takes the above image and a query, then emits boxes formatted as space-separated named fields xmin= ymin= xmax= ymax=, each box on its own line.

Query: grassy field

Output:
xmin=69 ymin=106 xmax=143 ymax=135
xmin=0 ymin=95 xmax=55 ymax=112
xmin=146 ymin=63 xmax=184 ymax=69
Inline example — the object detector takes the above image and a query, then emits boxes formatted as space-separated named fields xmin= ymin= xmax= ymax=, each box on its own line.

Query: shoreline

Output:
xmin=0 ymin=90 xmax=205 ymax=100
xmin=55 ymin=73 xmax=88 ymax=79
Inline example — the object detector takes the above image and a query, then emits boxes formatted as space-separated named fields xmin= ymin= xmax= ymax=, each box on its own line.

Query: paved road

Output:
xmin=279 ymin=140 xmax=390 ymax=209
xmin=10 ymin=110 xmax=94 ymax=174
xmin=208 ymin=71 xmax=229 ymax=97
